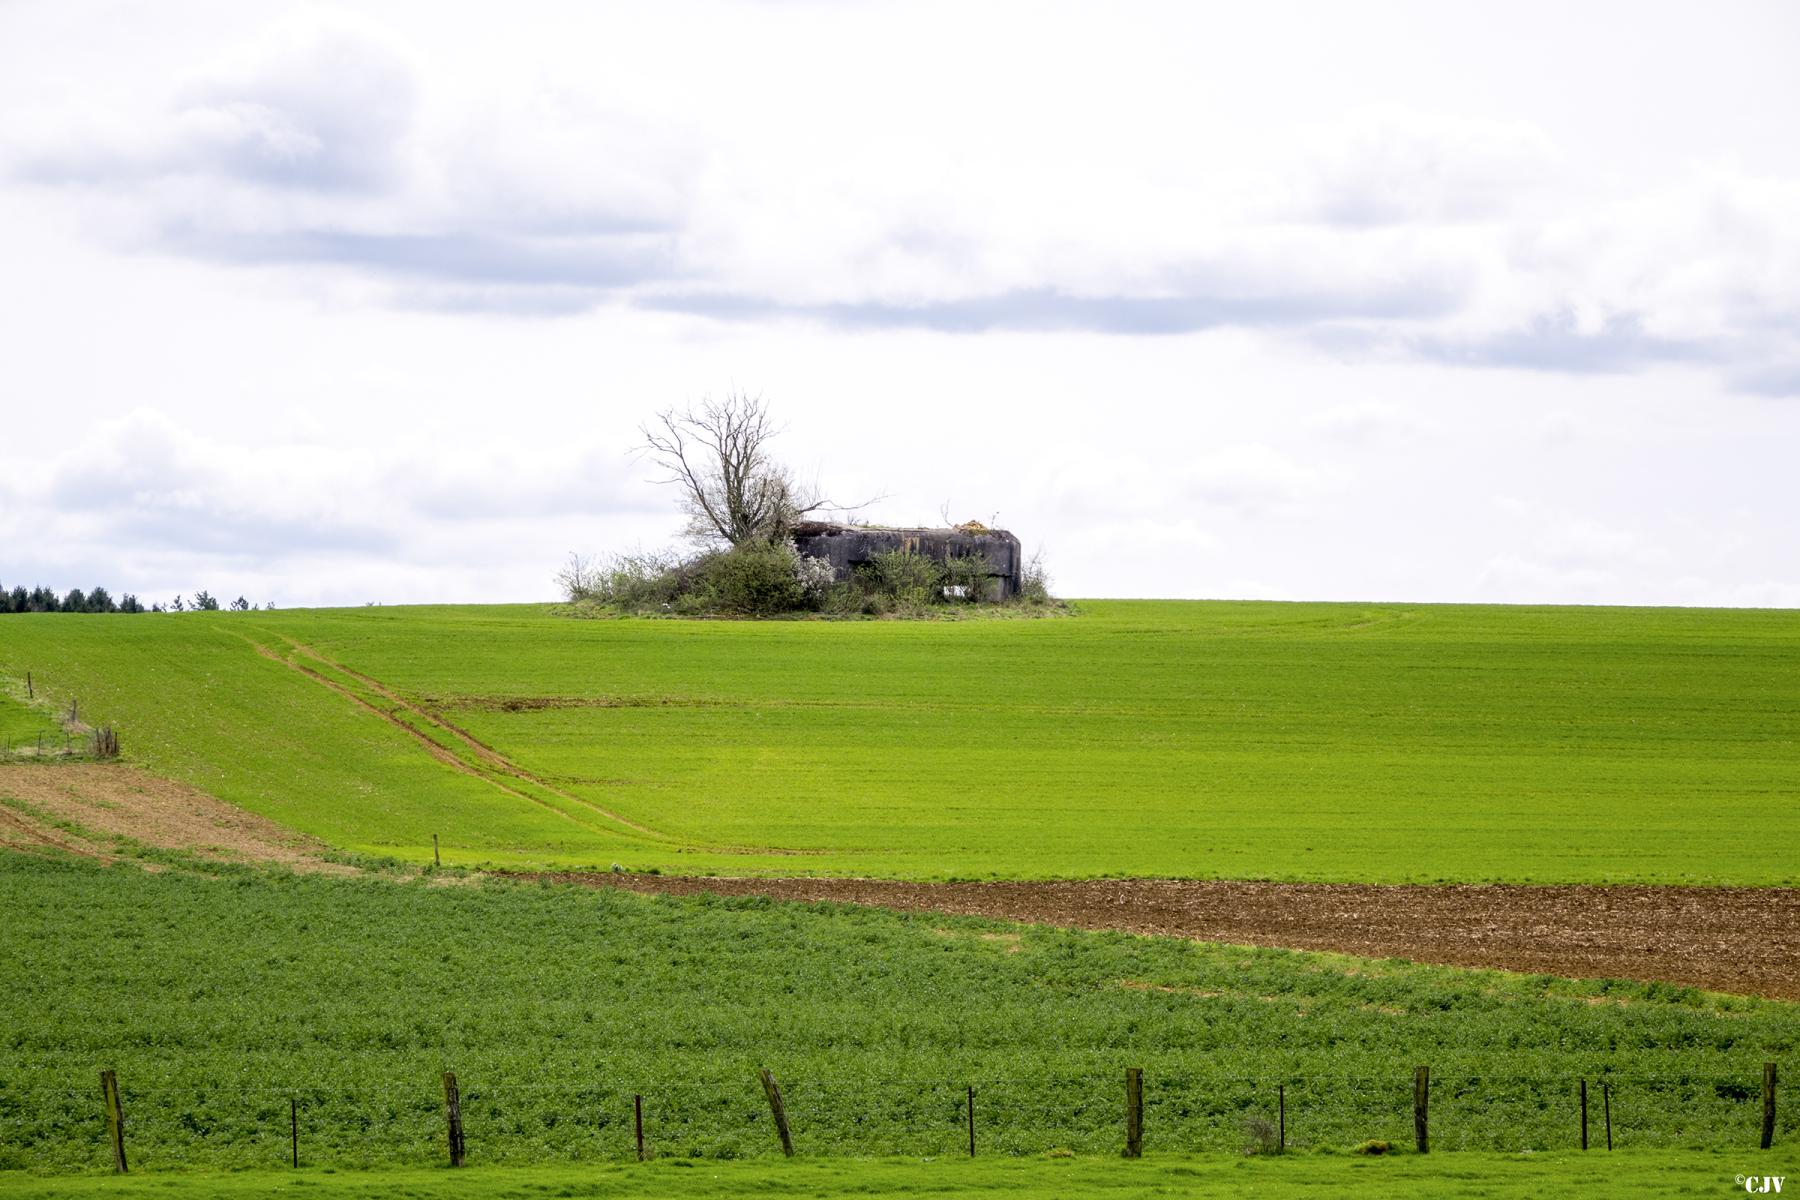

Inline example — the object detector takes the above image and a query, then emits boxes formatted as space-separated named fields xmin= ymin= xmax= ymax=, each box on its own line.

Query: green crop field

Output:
xmin=1 ymin=852 xmax=1794 ymax=1174
xmin=1 ymin=600 xmax=1797 ymax=882
xmin=5 ymin=589 xmax=1796 ymax=1191
xmin=0 ymin=1152 xmax=1781 ymax=1200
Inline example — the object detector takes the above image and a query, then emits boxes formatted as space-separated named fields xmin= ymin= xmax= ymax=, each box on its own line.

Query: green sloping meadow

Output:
xmin=1 ymin=599 xmax=1796 ymax=881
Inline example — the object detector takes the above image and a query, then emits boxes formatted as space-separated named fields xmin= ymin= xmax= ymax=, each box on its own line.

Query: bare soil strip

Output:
xmin=556 ymin=873 xmax=1800 ymax=1001
xmin=0 ymin=763 xmax=350 ymax=872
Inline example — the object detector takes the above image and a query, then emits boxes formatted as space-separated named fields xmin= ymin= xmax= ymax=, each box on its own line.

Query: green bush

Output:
xmin=697 ymin=540 xmax=807 ymax=615
xmin=942 ymin=553 xmax=993 ymax=603
xmin=595 ymin=550 xmax=689 ymax=610
xmin=863 ymin=548 xmax=943 ymax=595
xmin=564 ymin=539 xmax=1057 ymax=618
xmin=820 ymin=582 xmax=871 ymax=616
xmin=1019 ymin=547 xmax=1053 ymax=604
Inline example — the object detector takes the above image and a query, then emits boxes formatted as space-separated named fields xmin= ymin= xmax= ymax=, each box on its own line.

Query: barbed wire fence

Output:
xmin=0 ymin=1063 xmax=1784 ymax=1173
xmin=0 ymin=731 xmax=106 ymax=762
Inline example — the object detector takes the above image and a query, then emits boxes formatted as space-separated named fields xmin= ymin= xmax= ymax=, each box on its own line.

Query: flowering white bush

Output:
xmin=794 ymin=553 xmax=836 ymax=598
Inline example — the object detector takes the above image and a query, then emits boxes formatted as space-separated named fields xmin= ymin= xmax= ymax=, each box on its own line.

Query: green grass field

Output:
xmin=0 ymin=686 xmax=63 ymax=751
xmin=1 ymin=853 xmax=1793 ymax=1173
xmin=1 ymin=600 xmax=1797 ymax=881
xmin=1 ymin=1152 xmax=1788 ymax=1200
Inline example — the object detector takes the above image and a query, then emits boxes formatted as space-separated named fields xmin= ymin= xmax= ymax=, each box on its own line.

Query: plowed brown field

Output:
xmin=558 ymin=873 xmax=1800 ymax=1001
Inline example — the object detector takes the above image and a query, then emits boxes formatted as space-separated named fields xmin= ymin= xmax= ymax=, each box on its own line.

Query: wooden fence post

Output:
xmin=442 ymin=1072 xmax=465 ymax=1167
xmin=1603 ymin=1081 xmax=1613 ymax=1150
xmin=1579 ymin=1079 xmax=1588 ymax=1150
xmin=1413 ymin=1066 xmax=1429 ymax=1154
xmin=635 ymin=1093 xmax=646 ymax=1161
xmin=433 ymin=834 xmax=441 ymax=868
xmin=759 ymin=1068 xmax=794 ymax=1157
xmin=25 ymin=671 xmax=31 ymax=699
xmin=1123 ymin=1067 xmax=1143 ymax=1158
xmin=967 ymin=1086 xmax=976 ymax=1157
xmin=1278 ymin=1083 xmax=1286 ymax=1151
xmin=1764 ymin=1062 xmax=1778 ymax=1150
xmin=99 ymin=1069 xmax=126 ymax=1173
xmin=290 ymin=1097 xmax=299 ymax=1167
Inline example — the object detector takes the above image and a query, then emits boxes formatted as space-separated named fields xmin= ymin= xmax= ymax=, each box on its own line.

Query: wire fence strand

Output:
xmin=0 ymin=1066 xmax=1786 ymax=1171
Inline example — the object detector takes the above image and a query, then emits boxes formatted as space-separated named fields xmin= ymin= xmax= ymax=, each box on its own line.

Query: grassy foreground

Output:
xmin=3 ymin=599 xmax=1799 ymax=881
xmin=2 ymin=853 xmax=1793 ymax=1172
xmin=0 ymin=1151 xmax=1790 ymax=1200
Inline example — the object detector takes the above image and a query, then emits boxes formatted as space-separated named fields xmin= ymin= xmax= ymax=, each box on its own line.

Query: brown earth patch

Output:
xmin=544 ymin=874 xmax=1800 ymax=1001
xmin=0 ymin=763 xmax=350 ymax=873
xmin=432 ymin=694 xmax=724 ymax=712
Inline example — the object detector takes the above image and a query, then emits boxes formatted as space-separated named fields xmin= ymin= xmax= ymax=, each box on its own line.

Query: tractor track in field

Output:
xmin=0 ymin=797 xmax=98 ymax=857
xmin=256 ymin=636 xmax=819 ymax=857
xmin=237 ymin=631 xmax=670 ymax=842
xmin=551 ymin=873 xmax=1800 ymax=1001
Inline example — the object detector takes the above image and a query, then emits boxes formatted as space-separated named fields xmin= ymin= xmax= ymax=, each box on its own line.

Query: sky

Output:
xmin=2 ymin=0 xmax=1798 ymax=607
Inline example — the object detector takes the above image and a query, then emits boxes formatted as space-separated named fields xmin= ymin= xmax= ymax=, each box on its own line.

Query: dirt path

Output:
xmin=0 ymin=763 xmax=350 ymax=872
xmin=556 ymin=873 xmax=1800 ymax=1001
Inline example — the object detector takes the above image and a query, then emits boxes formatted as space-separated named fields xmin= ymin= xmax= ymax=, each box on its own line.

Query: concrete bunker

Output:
xmin=790 ymin=521 xmax=1023 ymax=600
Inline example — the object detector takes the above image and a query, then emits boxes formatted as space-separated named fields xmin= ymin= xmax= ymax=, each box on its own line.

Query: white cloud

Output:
xmin=1180 ymin=444 xmax=1323 ymax=514
xmin=5 ymin=7 xmax=1796 ymax=394
xmin=2 ymin=2 xmax=1799 ymax=608
xmin=1 ymin=408 xmax=671 ymax=605
xmin=1536 ymin=519 xmax=1669 ymax=572
xmin=35 ymin=410 xmax=391 ymax=556
xmin=8 ymin=15 xmax=417 ymax=194
xmin=1306 ymin=402 xmax=1412 ymax=443
xmin=2 ymin=12 xmax=689 ymax=314
xmin=1477 ymin=554 xmax=1620 ymax=604
xmin=1292 ymin=105 xmax=1560 ymax=227
xmin=173 ymin=17 xmax=419 ymax=193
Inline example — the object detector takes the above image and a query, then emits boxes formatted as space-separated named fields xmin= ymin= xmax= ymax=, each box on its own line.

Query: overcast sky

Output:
xmin=3 ymin=1 xmax=1798 ymax=607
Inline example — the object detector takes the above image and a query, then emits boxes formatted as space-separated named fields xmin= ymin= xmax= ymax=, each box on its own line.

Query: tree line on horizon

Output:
xmin=0 ymin=584 xmax=271 ymax=614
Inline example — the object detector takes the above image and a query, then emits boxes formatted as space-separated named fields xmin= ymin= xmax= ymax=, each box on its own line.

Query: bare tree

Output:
xmin=555 ymin=552 xmax=599 ymax=601
xmin=639 ymin=393 xmax=858 ymax=547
